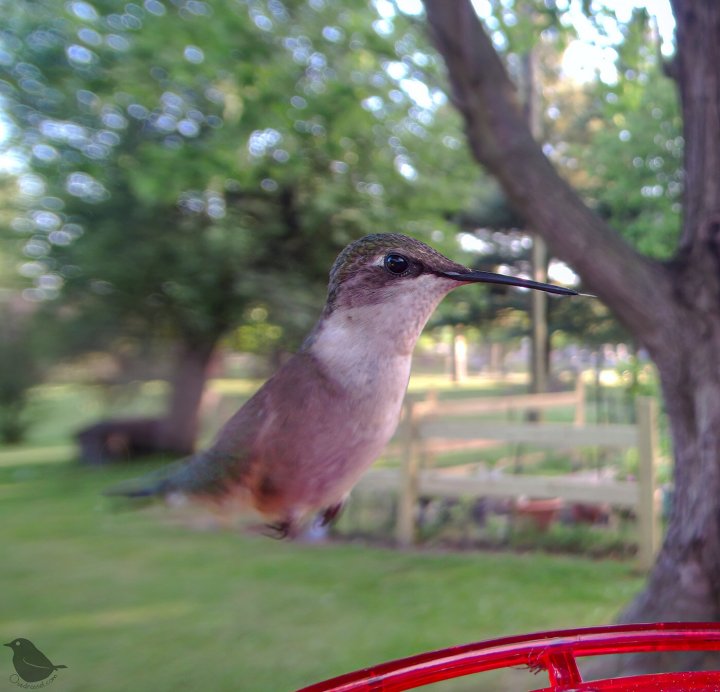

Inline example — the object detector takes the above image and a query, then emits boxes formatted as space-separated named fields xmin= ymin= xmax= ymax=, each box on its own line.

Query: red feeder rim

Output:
xmin=296 ymin=622 xmax=720 ymax=691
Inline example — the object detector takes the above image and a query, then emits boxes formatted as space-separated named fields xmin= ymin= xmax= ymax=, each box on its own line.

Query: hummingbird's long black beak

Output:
xmin=440 ymin=269 xmax=580 ymax=296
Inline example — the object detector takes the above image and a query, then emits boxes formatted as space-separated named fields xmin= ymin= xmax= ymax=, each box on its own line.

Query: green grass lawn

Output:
xmin=2 ymin=448 xmax=644 ymax=691
xmin=1 ymin=377 xmax=650 ymax=690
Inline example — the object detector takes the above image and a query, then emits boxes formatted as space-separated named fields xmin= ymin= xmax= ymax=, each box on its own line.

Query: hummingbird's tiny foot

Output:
xmin=245 ymin=521 xmax=290 ymax=539
xmin=320 ymin=500 xmax=346 ymax=527
xmin=262 ymin=520 xmax=292 ymax=540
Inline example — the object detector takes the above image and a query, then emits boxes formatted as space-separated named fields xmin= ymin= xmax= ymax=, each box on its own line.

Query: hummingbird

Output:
xmin=107 ymin=233 xmax=579 ymax=537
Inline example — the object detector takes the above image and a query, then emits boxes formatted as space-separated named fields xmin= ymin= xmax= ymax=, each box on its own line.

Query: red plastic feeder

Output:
xmin=296 ymin=623 xmax=720 ymax=691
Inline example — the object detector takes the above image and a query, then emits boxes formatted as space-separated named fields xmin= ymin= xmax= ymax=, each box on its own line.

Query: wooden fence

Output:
xmin=356 ymin=382 xmax=662 ymax=571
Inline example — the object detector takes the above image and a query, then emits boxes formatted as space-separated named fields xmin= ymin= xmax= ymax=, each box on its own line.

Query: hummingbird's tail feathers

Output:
xmin=103 ymin=458 xmax=191 ymax=500
xmin=103 ymin=451 xmax=233 ymax=502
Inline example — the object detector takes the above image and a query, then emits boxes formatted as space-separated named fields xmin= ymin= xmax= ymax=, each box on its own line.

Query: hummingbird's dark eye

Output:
xmin=384 ymin=253 xmax=410 ymax=275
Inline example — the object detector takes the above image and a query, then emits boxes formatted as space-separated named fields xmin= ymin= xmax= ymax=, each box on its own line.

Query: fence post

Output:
xmin=636 ymin=396 xmax=660 ymax=572
xmin=574 ymin=377 xmax=586 ymax=426
xmin=395 ymin=399 xmax=420 ymax=547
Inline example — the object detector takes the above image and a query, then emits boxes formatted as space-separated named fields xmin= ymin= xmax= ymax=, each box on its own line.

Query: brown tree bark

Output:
xmin=423 ymin=0 xmax=720 ymax=676
xmin=155 ymin=338 xmax=218 ymax=455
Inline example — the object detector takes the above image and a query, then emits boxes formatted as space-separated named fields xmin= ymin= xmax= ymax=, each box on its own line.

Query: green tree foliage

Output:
xmin=573 ymin=10 xmax=682 ymax=259
xmin=1 ymin=0 xmax=478 ymax=350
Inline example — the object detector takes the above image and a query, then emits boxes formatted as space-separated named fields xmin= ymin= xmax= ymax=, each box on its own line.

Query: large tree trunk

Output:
xmin=77 ymin=337 xmax=217 ymax=463
xmin=423 ymin=0 xmax=720 ymax=676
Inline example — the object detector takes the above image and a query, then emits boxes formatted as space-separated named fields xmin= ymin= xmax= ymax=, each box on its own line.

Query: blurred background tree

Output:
xmin=0 ymin=0 xmax=481 ymax=455
xmin=573 ymin=9 xmax=682 ymax=259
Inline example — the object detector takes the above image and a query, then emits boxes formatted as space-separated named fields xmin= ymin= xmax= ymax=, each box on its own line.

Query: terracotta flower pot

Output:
xmin=514 ymin=497 xmax=563 ymax=531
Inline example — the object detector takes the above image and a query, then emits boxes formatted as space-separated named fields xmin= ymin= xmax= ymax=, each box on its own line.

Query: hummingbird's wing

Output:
xmin=103 ymin=396 xmax=266 ymax=500
xmin=205 ymin=350 xmax=348 ymax=513
xmin=105 ymin=351 xmax=344 ymax=508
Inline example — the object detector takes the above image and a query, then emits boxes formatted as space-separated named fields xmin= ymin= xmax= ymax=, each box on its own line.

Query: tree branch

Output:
xmin=422 ymin=0 xmax=669 ymax=342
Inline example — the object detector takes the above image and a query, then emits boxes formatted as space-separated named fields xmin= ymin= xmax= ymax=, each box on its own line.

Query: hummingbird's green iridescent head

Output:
xmin=325 ymin=234 xmax=459 ymax=312
xmin=323 ymin=233 xmax=576 ymax=316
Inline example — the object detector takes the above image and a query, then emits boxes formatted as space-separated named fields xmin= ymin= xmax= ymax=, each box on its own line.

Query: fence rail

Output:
xmin=356 ymin=382 xmax=661 ymax=571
